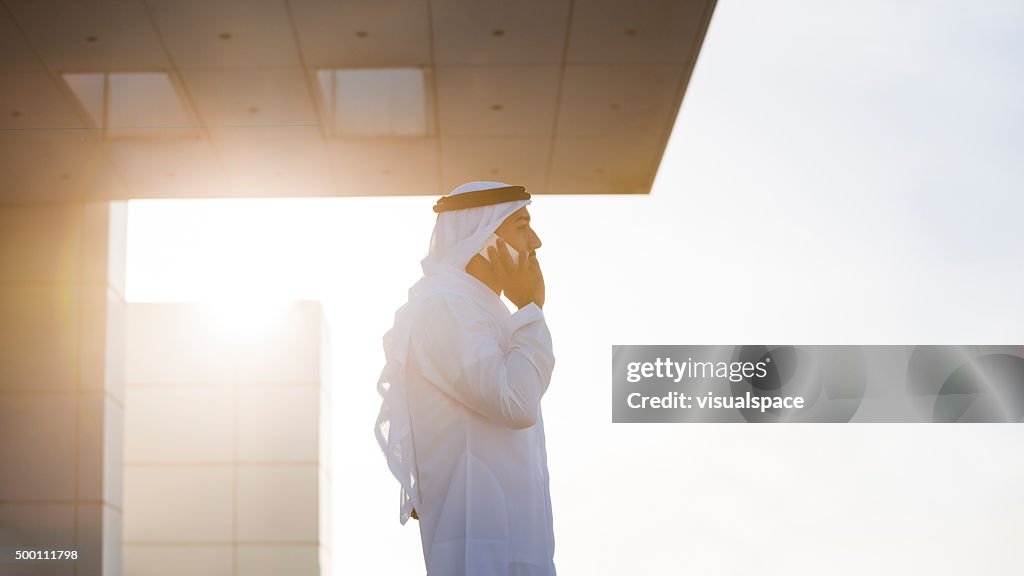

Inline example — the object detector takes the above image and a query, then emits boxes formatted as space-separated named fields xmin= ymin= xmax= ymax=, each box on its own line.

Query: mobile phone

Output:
xmin=478 ymin=233 xmax=520 ymax=263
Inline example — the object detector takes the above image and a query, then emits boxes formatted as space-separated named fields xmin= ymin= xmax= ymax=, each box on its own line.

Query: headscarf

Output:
xmin=375 ymin=181 xmax=531 ymax=524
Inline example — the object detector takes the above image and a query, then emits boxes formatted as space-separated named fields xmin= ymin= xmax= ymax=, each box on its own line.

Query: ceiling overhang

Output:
xmin=0 ymin=0 xmax=716 ymax=203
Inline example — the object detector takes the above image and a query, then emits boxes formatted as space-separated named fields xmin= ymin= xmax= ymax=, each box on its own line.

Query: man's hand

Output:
xmin=489 ymin=239 xmax=545 ymax=309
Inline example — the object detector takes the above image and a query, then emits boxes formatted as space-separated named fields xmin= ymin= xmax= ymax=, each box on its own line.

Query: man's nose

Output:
xmin=530 ymin=230 xmax=542 ymax=251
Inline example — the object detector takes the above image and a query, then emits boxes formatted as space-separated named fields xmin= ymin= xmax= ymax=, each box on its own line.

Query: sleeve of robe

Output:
xmin=412 ymin=295 xmax=555 ymax=429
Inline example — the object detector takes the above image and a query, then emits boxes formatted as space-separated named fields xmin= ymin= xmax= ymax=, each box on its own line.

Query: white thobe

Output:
xmin=405 ymin=275 xmax=556 ymax=576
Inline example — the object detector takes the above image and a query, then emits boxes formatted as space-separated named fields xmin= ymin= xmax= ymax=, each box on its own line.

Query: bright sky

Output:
xmin=126 ymin=1 xmax=1024 ymax=574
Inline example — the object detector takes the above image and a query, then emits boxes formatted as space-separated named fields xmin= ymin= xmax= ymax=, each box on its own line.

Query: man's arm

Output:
xmin=412 ymin=295 xmax=555 ymax=429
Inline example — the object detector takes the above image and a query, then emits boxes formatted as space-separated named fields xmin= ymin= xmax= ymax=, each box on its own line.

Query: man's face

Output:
xmin=495 ymin=207 xmax=542 ymax=258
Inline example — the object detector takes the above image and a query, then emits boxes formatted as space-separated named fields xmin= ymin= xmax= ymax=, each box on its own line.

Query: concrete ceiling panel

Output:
xmin=146 ymin=0 xmax=300 ymax=68
xmin=181 ymin=68 xmax=316 ymax=128
xmin=436 ymin=65 xmax=560 ymax=136
xmin=106 ymin=137 xmax=227 ymax=199
xmin=557 ymin=64 xmax=685 ymax=136
xmin=0 ymin=131 xmax=109 ymax=202
xmin=211 ymin=126 xmax=333 ymax=197
xmin=328 ymin=137 xmax=439 ymax=196
xmin=568 ymin=0 xmax=708 ymax=64
xmin=440 ymin=136 xmax=550 ymax=195
xmin=290 ymin=0 xmax=431 ymax=68
xmin=0 ymin=72 xmax=86 ymax=129
xmin=0 ymin=11 xmax=44 ymax=72
xmin=548 ymin=133 xmax=663 ymax=195
xmin=431 ymin=0 xmax=571 ymax=65
xmin=5 ymin=0 xmax=169 ymax=71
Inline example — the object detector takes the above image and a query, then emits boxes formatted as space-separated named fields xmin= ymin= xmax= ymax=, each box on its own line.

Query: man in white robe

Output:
xmin=375 ymin=181 xmax=556 ymax=576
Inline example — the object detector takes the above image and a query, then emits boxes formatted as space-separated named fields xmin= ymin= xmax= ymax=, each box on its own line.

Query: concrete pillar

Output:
xmin=122 ymin=301 xmax=332 ymax=576
xmin=0 ymin=201 xmax=127 ymax=576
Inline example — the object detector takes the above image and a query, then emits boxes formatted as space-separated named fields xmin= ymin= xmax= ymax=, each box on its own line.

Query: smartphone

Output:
xmin=478 ymin=233 xmax=520 ymax=263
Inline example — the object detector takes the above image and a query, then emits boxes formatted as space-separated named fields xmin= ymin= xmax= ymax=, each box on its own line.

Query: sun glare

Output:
xmin=199 ymin=297 xmax=291 ymax=342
